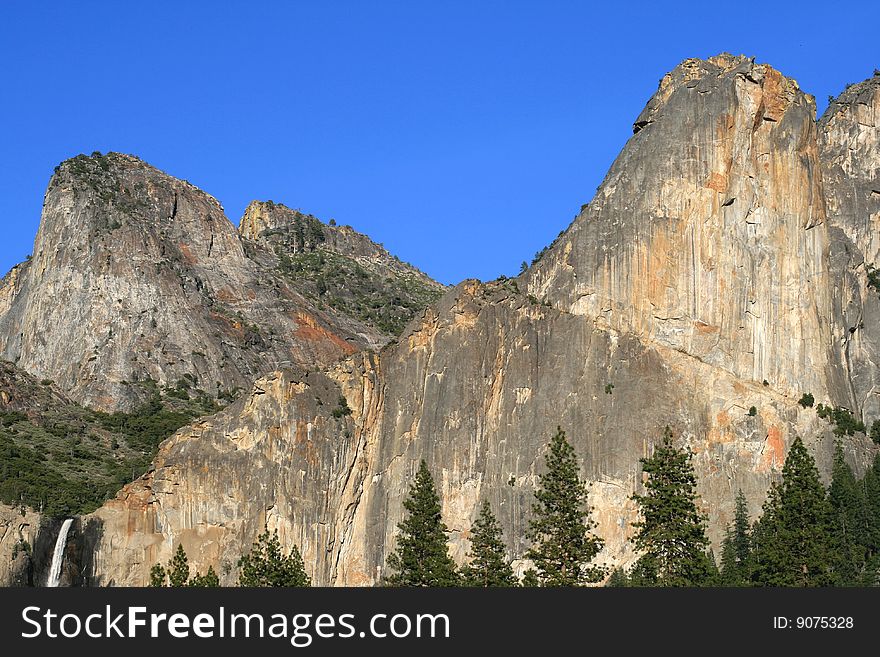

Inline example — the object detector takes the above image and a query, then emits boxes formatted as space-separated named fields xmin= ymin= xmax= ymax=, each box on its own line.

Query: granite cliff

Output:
xmin=0 ymin=154 xmax=443 ymax=412
xmin=4 ymin=55 xmax=880 ymax=586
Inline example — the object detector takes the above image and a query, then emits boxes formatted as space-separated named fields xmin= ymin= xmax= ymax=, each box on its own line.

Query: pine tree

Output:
xmin=149 ymin=545 xmax=219 ymax=587
xmin=385 ymin=460 xmax=459 ymax=586
xmin=719 ymin=533 xmax=737 ymax=585
xmin=238 ymin=528 xmax=311 ymax=587
xmin=520 ymin=569 xmax=540 ymax=587
xmin=189 ymin=566 xmax=219 ymax=587
xmin=829 ymin=442 xmax=870 ymax=585
xmin=149 ymin=563 xmax=166 ymax=587
xmin=630 ymin=428 xmax=715 ymax=586
xmin=865 ymin=455 xmax=880 ymax=557
xmin=862 ymin=454 xmax=880 ymax=584
xmin=168 ymin=544 xmax=190 ymax=587
xmin=750 ymin=437 xmax=837 ymax=586
xmin=526 ymin=427 xmax=605 ymax=586
xmin=605 ymin=567 xmax=630 ymax=587
xmin=461 ymin=500 xmax=516 ymax=587
xmin=720 ymin=490 xmax=751 ymax=586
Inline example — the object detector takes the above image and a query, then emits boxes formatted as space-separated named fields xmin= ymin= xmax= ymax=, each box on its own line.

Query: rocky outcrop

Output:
xmin=240 ymin=200 xmax=446 ymax=337
xmin=88 ymin=279 xmax=875 ymax=586
xmin=0 ymin=154 xmax=393 ymax=411
xmin=0 ymin=504 xmax=41 ymax=586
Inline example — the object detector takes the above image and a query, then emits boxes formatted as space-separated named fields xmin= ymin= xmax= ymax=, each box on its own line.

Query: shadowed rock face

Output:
xmin=85 ymin=56 xmax=880 ymax=586
xmin=0 ymin=154 xmax=436 ymax=411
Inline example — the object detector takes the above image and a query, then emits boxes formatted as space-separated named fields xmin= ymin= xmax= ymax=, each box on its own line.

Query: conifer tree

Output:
xmin=630 ymin=428 xmax=715 ymax=586
xmin=189 ymin=566 xmax=219 ymax=587
xmin=526 ymin=427 xmax=605 ymax=586
xmin=861 ymin=454 xmax=880 ymax=584
xmin=520 ymin=569 xmax=540 ymax=587
xmin=238 ymin=527 xmax=311 ymax=587
xmin=149 ymin=563 xmax=166 ymax=587
xmin=864 ymin=455 xmax=880 ymax=558
xmin=829 ymin=442 xmax=870 ymax=585
xmin=385 ymin=460 xmax=458 ymax=586
xmin=461 ymin=500 xmax=516 ymax=587
xmin=149 ymin=544 xmax=218 ymax=587
xmin=605 ymin=567 xmax=630 ymax=587
xmin=168 ymin=544 xmax=190 ymax=587
xmin=720 ymin=490 xmax=751 ymax=586
xmin=750 ymin=437 xmax=837 ymax=586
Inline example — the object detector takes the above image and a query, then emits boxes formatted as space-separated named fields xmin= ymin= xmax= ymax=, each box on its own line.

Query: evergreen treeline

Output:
xmin=384 ymin=428 xmax=606 ymax=587
xmin=613 ymin=436 xmax=880 ymax=587
xmin=149 ymin=526 xmax=310 ymax=587
xmin=144 ymin=428 xmax=880 ymax=588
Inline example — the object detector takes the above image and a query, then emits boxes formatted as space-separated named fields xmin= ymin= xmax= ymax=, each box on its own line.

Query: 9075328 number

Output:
xmin=796 ymin=617 xmax=853 ymax=629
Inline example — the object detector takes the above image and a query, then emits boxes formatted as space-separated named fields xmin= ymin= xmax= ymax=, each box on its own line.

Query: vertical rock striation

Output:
xmin=526 ymin=54 xmax=841 ymax=402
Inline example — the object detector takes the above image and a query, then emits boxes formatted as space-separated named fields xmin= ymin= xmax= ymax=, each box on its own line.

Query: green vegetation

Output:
xmin=816 ymin=404 xmax=866 ymax=437
xmin=277 ymin=247 xmax=443 ymax=336
xmin=149 ymin=544 xmax=219 ymax=587
xmin=525 ymin=427 xmax=605 ymax=586
xmin=385 ymin=460 xmax=459 ymax=586
xmin=531 ymin=228 xmax=566 ymax=266
xmin=628 ymin=428 xmax=716 ymax=586
xmin=750 ymin=438 xmax=838 ymax=586
xmin=871 ymin=420 xmax=880 ymax=445
xmin=0 ymin=376 xmax=224 ymax=516
xmin=719 ymin=491 xmax=751 ymax=586
xmin=238 ymin=527 xmax=311 ymax=587
xmin=331 ymin=395 xmax=352 ymax=419
xmin=460 ymin=500 xmax=516 ymax=587
xmin=11 ymin=539 xmax=31 ymax=561
xmin=798 ymin=392 xmax=815 ymax=408
xmin=867 ymin=264 xmax=880 ymax=300
xmin=748 ymin=406 xmax=757 ymax=416
xmin=61 ymin=153 xmax=150 ymax=221
xmin=827 ymin=443 xmax=877 ymax=585
xmin=612 ymin=427 xmax=880 ymax=589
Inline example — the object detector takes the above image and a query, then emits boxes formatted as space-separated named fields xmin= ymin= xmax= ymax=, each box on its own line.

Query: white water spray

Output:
xmin=47 ymin=518 xmax=74 ymax=587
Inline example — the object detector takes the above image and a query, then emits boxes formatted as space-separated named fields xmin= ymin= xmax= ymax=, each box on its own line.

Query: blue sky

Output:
xmin=1 ymin=2 xmax=877 ymax=285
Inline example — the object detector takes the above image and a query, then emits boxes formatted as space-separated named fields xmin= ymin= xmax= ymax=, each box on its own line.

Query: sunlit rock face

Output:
xmin=0 ymin=154 xmax=381 ymax=412
xmin=22 ymin=57 xmax=880 ymax=586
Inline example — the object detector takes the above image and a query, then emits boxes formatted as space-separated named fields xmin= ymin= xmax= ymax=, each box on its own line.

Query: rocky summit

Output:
xmin=2 ymin=54 xmax=880 ymax=586
xmin=0 ymin=154 xmax=443 ymax=412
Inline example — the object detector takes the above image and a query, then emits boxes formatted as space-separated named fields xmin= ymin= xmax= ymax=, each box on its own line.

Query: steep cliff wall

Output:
xmin=89 ymin=279 xmax=874 ymax=586
xmin=526 ymin=54 xmax=843 ymax=403
xmin=819 ymin=74 xmax=880 ymax=420
xmin=0 ymin=154 xmax=373 ymax=411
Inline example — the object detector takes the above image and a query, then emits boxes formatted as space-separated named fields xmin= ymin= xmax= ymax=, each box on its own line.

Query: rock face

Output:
xmin=819 ymin=73 xmax=880 ymax=421
xmin=0 ymin=504 xmax=41 ymax=586
xmin=0 ymin=154 xmax=441 ymax=411
xmin=84 ymin=55 xmax=880 ymax=586
xmin=526 ymin=54 xmax=841 ymax=402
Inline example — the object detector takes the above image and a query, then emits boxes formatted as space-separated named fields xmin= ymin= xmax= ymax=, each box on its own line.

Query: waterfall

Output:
xmin=47 ymin=518 xmax=74 ymax=588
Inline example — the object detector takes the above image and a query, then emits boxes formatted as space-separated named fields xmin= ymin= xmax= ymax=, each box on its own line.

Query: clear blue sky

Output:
xmin=1 ymin=2 xmax=877 ymax=285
